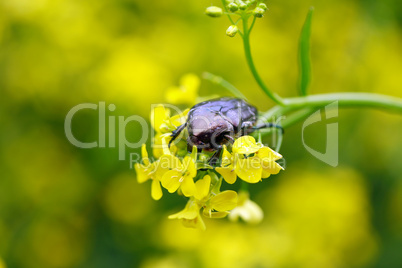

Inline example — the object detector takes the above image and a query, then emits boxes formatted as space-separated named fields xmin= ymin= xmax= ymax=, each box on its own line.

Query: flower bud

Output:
xmin=259 ymin=3 xmax=268 ymax=10
xmin=238 ymin=1 xmax=248 ymax=10
xmin=253 ymin=7 xmax=265 ymax=18
xmin=227 ymin=2 xmax=239 ymax=12
xmin=205 ymin=6 xmax=223 ymax=17
xmin=226 ymin=25 xmax=238 ymax=37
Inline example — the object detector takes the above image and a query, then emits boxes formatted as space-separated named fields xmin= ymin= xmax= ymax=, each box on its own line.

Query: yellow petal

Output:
xmin=257 ymin=147 xmax=282 ymax=161
xmin=261 ymin=161 xmax=284 ymax=177
xmin=151 ymin=105 xmax=170 ymax=132
xmin=141 ymin=144 xmax=150 ymax=166
xmin=161 ymin=170 xmax=182 ymax=193
xmin=261 ymin=168 xmax=272 ymax=179
xmin=135 ymin=163 xmax=150 ymax=183
xmin=170 ymin=108 xmax=189 ymax=127
xmin=152 ymin=134 xmax=163 ymax=158
xmin=181 ymin=176 xmax=196 ymax=197
xmin=153 ymin=159 xmax=169 ymax=181
xmin=182 ymin=156 xmax=197 ymax=178
xmin=151 ymin=179 xmax=163 ymax=200
xmin=235 ymin=158 xmax=262 ymax=183
xmin=232 ymin=136 xmax=262 ymax=155
xmin=210 ymin=190 xmax=238 ymax=211
xmin=168 ymin=208 xmax=197 ymax=220
xmin=168 ymin=201 xmax=199 ymax=220
xmin=158 ymin=154 xmax=182 ymax=170
xmin=194 ymin=175 xmax=211 ymax=200
xmin=221 ymin=145 xmax=233 ymax=166
xmin=181 ymin=215 xmax=206 ymax=231
xmin=203 ymin=209 xmax=229 ymax=218
xmin=216 ymin=166 xmax=237 ymax=184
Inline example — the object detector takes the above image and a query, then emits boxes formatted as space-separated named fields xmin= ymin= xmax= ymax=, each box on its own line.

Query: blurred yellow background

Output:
xmin=1 ymin=0 xmax=402 ymax=267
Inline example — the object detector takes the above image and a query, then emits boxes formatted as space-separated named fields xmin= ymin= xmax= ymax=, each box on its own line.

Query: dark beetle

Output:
xmin=169 ymin=97 xmax=282 ymax=153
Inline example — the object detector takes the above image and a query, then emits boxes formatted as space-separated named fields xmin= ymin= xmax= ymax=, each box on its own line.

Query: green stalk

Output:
xmin=284 ymin=92 xmax=402 ymax=112
xmin=242 ymin=16 xmax=284 ymax=105
xmin=202 ymin=72 xmax=248 ymax=100
xmin=259 ymin=92 xmax=402 ymax=136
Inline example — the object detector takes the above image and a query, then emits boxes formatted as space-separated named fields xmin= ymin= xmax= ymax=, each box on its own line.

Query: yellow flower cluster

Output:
xmin=135 ymin=104 xmax=284 ymax=230
xmin=216 ymin=136 xmax=283 ymax=184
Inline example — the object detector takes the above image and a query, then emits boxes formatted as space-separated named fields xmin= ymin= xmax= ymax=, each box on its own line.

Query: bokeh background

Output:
xmin=1 ymin=0 xmax=402 ymax=267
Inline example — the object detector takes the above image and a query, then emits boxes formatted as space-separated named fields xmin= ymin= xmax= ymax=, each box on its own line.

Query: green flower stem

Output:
xmin=258 ymin=92 xmax=402 ymax=137
xmin=248 ymin=16 xmax=257 ymax=32
xmin=202 ymin=72 xmax=248 ymax=100
xmin=242 ymin=16 xmax=285 ymax=106
xmin=284 ymin=92 xmax=402 ymax=112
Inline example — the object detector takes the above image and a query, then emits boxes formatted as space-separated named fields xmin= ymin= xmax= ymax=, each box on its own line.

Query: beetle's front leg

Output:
xmin=252 ymin=122 xmax=284 ymax=134
xmin=240 ymin=121 xmax=254 ymax=135
xmin=224 ymin=134 xmax=234 ymax=144
xmin=168 ymin=123 xmax=186 ymax=148
xmin=208 ymin=145 xmax=223 ymax=166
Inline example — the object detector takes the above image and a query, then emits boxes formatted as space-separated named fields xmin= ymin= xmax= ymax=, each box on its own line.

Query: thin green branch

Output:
xmin=284 ymin=92 xmax=402 ymax=112
xmin=220 ymin=0 xmax=236 ymax=25
xmin=202 ymin=72 xmax=248 ymax=100
xmin=242 ymin=16 xmax=285 ymax=105
xmin=249 ymin=16 xmax=257 ymax=32
xmin=259 ymin=92 xmax=402 ymax=136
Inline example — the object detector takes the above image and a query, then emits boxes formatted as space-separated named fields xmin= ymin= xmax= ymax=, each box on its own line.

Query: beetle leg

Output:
xmin=168 ymin=123 xmax=187 ymax=148
xmin=208 ymin=145 xmax=223 ymax=166
xmin=224 ymin=134 xmax=235 ymax=144
xmin=252 ymin=122 xmax=284 ymax=134
xmin=240 ymin=121 xmax=254 ymax=135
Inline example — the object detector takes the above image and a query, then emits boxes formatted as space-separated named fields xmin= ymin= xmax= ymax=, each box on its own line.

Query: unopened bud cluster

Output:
xmin=205 ymin=1 xmax=268 ymax=37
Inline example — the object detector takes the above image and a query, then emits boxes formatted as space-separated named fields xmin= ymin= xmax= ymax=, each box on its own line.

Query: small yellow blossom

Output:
xmin=232 ymin=136 xmax=263 ymax=155
xmin=256 ymin=147 xmax=284 ymax=178
xmin=165 ymin=73 xmax=200 ymax=106
xmin=194 ymin=174 xmax=211 ymax=201
xmin=160 ymin=153 xmax=197 ymax=197
xmin=134 ymin=144 xmax=164 ymax=200
xmin=151 ymin=105 xmax=171 ymax=133
xmin=203 ymin=190 xmax=238 ymax=218
xmin=151 ymin=105 xmax=189 ymax=133
xmin=152 ymin=133 xmax=179 ymax=159
xmin=229 ymin=191 xmax=264 ymax=224
xmin=215 ymin=146 xmax=237 ymax=184
xmin=150 ymin=106 xmax=189 ymax=157
xmin=168 ymin=200 xmax=206 ymax=231
xmin=193 ymin=174 xmax=238 ymax=218
xmin=217 ymin=136 xmax=284 ymax=184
